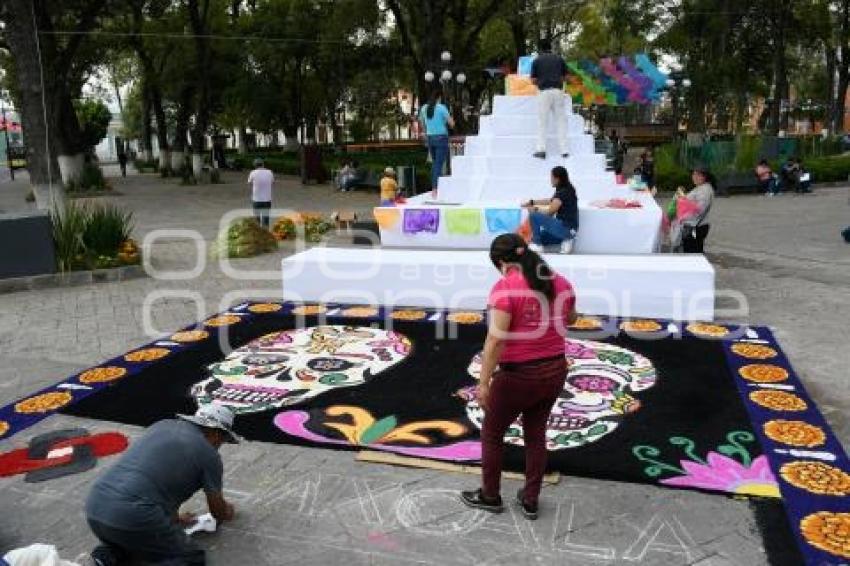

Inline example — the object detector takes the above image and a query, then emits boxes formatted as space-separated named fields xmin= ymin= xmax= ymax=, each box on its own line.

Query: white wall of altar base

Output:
xmin=281 ymin=248 xmax=715 ymax=321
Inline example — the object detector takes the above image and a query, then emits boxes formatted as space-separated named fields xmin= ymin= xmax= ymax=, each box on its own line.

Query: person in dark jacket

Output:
xmin=523 ymin=166 xmax=579 ymax=254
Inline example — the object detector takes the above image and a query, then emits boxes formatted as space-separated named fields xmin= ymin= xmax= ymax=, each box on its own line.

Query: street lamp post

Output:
xmin=424 ymin=50 xmax=467 ymax=124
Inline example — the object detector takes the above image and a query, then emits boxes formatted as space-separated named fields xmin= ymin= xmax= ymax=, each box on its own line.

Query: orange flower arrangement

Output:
xmin=171 ymin=330 xmax=210 ymax=343
xmin=447 ymin=312 xmax=484 ymax=324
xmin=0 ymin=421 xmax=8 ymax=437
xmin=800 ymin=512 xmax=850 ymax=559
xmin=79 ymin=366 xmax=128 ymax=384
xmin=248 ymin=303 xmax=283 ymax=313
xmin=739 ymin=364 xmax=789 ymax=383
xmin=781 ymin=461 xmax=850 ymax=496
xmin=763 ymin=419 xmax=826 ymax=447
xmin=291 ymin=305 xmax=328 ymax=316
xmin=204 ymin=315 xmax=242 ymax=327
xmin=570 ymin=317 xmax=603 ymax=330
xmin=749 ymin=390 xmax=807 ymax=412
xmin=390 ymin=310 xmax=428 ymax=321
xmin=731 ymin=343 xmax=778 ymax=360
xmin=341 ymin=307 xmax=379 ymax=318
xmin=15 ymin=391 xmax=73 ymax=414
xmin=620 ymin=319 xmax=663 ymax=333
xmin=686 ymin=323 xmax=730 ymax=338
xmin=124 ymin=348 xmax=171 ymax=363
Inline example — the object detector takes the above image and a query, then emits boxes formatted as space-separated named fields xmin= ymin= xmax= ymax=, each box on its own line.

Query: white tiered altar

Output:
xmin=374 ymin=95 xmax=663 ymax=254
xmin=282 ymin=92 xmax=716 ymax=320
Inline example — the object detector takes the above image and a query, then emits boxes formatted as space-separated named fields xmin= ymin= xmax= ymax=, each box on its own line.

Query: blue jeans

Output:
xmin=529 ymin=212 xmax=576 ymax=246
xmin=427 ymin=135 xmax=450 ymax=190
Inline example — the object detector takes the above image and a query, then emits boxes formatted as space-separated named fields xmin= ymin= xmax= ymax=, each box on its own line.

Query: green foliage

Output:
xmin=51 ymin=201 xmax=135 ymax=271
xmin=51 ymin=202 xmax=90 ymax=272
xmin=211 ymin=218 xmax=279 ymax=259
xmin=83 ymin=204 xmax=133 ymax=257
xmin=653 ymin=144 xmax=690 ymax=191
xmin=75 ymin=99 xmax=113 ymax=152
xmin=801 ymin=154 xmax=850 ymax=183
xmin=66 ymin=162 xmax=110 ymax=193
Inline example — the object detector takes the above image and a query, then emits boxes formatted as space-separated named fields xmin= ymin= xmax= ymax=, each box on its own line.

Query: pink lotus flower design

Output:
xmin=569 ymin=374 xmax=618 ymax=393
xmin=660 ymin=452 xmax=779 ymax=497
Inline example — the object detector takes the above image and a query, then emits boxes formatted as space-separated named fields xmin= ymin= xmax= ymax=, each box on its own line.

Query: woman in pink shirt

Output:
xmin=461 ymin=233 xmax=577 ymax=519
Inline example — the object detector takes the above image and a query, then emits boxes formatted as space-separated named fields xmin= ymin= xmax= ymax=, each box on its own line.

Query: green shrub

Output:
xmin=654 ymin=144 xmax=690 ymax=191
xmin=211 ymin=217 xmax=278 ymax=258
xmin=66 ymin=162 xmax=110 ymax=193
xmin=83 ymin=204 xmax=133 ymax=257
xmin=51 ymin=202 xmax=90 ymax=272
xmin=802 ymin=154 xmax=850 ymax=183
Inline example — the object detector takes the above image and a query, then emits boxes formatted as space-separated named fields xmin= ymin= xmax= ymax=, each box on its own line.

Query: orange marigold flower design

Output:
xmin=620 ymin=319 xmax=663 ymax=333
xmin=171 ymin=330 xmax=210 ymax=342
xmin=15 ymin=391 xmax=73 ymax=414
xmin=0 ymin=421 xmax=8 ymax=437
xmin=686 ymin=323 xmax=730 ymax=338
xmin=291 ymin=305 xmax=328 ymax=316
xmin=800 ymin=512 xmax=850 ymax=559
xmin=390 ymin=310 xmax=428 ymax=321
xmin=248 ymin=303 xmax=283 ymax=313
xmin=447 ymin=312 xmax=484 ymax=324
xmin=79 ymin=366 xmax=128 ymax=384
xmin=731 ymin=343 xmax=778 ymax=360
xmin=764 ymin=420 xmax=826 ymax=448
xmin=570 ymin=317 xmax=603 ymax=330
xmin=749 ymin=390 xmax=807 ymax=412
xmin=124 ymin=348 xmax=171 ymax=363
xmin=341 ymin=307 xmax=379 ymax=318
xmin=204 ymin=315 xmax=242 ymax=327
xmin=739 ymin=364 xmax=789 ymax=383
xmin=781 ymin=461 xmax=850 ymax=496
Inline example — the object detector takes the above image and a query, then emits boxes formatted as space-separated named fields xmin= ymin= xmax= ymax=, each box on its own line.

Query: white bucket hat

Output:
xmin=178 ymin=404 xmax=240 ymax=444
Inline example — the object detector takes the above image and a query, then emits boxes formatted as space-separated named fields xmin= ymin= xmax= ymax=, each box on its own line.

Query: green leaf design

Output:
xmin=587 ymin=424 xmax=609 ymax=436
xmin=598 ymin=351 xmax=635 ymax=366
xmin=318 ymin=373 xmax=348 ymax=386
xmin=359 ymin=415 xmax=398 ymax=445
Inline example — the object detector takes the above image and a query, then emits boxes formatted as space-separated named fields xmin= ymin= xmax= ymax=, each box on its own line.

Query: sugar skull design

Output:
xmin=192 ymin=326 xmax=411 ymax=414
xmin=457 ymin=339 xmax=657 ymax=450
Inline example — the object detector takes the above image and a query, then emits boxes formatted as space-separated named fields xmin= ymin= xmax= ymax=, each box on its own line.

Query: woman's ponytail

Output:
xmin=489 ymin=233 xmax=555 ymax=301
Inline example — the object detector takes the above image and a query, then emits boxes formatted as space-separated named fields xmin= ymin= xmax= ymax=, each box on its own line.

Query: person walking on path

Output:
xmin=419 ymin=90 xmax=455 ymax=198
xmin=523 ymin=166 xmax=579 ymax=254
xmin=531 ymin=38 xmax=570 ymax=160
xmin=460 ymin=233 xmax=577 ymax=520
xmin=248 ymin=158 xmax=274 ymax=228
xmin=85 ymin=404 xmax=239 ymax=566
xmin=117 ymin=148 xmax=128 ymax=178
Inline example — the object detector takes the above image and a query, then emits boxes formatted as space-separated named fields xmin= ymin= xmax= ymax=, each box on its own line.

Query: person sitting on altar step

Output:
xmin=522 ymin=166 xmax=579 ymax=254
xmin=530 ymin=38 xmax=569 ymax=160
xmin=85 ymin=404 xmax=238 ymax=566
xmin=380 ymin=167 xmax=399 ymax=206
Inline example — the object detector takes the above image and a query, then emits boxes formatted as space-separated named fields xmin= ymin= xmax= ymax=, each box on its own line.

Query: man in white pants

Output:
xmin=530 ymin=38 xmax=569 ymax=160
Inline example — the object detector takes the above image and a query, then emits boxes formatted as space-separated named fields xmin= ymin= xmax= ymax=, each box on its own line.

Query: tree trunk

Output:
xmin=3 ymin=0 xmax=64 ymax=208
xmin=188 ymin=0 xmax=212 ymax=180
xmin=238 ymin=126 xmax=249 ymax=154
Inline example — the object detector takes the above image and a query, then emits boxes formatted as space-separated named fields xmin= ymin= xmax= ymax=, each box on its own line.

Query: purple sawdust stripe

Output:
xmin=722 ymin=326 xmax=850 ymax=566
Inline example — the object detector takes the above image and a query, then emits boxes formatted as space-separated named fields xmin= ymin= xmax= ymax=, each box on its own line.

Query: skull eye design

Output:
xmin=306 ymin=358 xmax=355 ymax=372
xmin=192 ymin=326 xmax=410 ymax=414
xmin=460 ymin=339 xmax=657 ymax=450
xmin=242 ymin=354 xmax=289 ymax=366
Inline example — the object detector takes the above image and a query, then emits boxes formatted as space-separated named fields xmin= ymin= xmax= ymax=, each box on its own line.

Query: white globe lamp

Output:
xmin=441 ymin=51 xmax=452 ymax=63
xmin=682 ymin=79 xmax=692 ymax=88
xmin=424 ymin=71 xmax=435 ymax=83
xmin=441 ymin=69 xmax=453 ymax=82
xmin=456 ymin=72 xmax=467 ymax=84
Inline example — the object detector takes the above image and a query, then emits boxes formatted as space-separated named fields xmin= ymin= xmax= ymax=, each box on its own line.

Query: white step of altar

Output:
xmin=437 ymin=174 xmax=625 ymax=203
xmin=281 ymin=247 xmax=714 ymax=321
xmin=479 ymin=114 xmax=585 ymax=136
xmin=451 ymin=154 xmax=608 ymax=178
xmin=376 ymin=197 xmax=660 ymax=254
xmin=492 ymin=94 xmax=574 ymax=116
xmin=465 ymin=134 xmax=595 ymax=157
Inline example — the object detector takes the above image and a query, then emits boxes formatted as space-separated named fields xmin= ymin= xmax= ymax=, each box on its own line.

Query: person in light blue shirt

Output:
xmin=418 ymin=90 xmax=455 ymax=196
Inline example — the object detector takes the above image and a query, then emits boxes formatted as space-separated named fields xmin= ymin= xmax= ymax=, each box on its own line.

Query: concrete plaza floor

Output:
xmin=0 ymin=168 xmax=848 ymax=565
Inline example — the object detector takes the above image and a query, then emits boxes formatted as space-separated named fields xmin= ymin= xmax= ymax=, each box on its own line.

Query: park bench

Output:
xmin=716 ymin=172 xmax=761 ymax=195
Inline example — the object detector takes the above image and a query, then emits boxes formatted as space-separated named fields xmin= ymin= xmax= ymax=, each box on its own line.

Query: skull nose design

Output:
xmin=276 ymin=367 xmax=293 ymax=382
